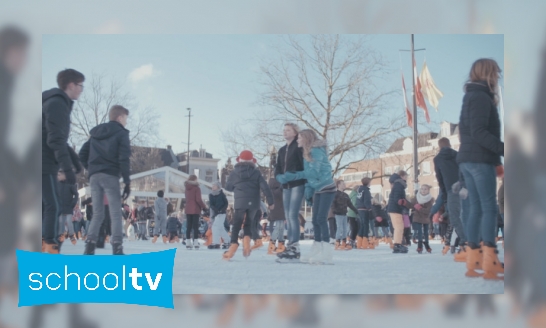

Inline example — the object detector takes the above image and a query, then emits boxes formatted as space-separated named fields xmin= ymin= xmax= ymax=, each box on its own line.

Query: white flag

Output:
xmin=419 ymin=61 xmax=444 ymax=111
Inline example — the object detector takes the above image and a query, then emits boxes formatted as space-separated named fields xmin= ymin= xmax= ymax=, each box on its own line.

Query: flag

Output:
xmin=401 ymin=71 xmax=413 ymax=128
xmin=419 ymin=61 xmax=444 ymax=111
xmin=413 ymin=59 xmax=430 ymax=123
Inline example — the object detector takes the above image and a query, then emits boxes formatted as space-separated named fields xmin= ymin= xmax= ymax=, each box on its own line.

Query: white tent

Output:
xmin=78 ymin=166 xmax=233 ymax=209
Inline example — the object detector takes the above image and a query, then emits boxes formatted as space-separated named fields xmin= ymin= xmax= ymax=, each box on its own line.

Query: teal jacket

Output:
xmin=277 ymin=144 xmax=334 ymax=201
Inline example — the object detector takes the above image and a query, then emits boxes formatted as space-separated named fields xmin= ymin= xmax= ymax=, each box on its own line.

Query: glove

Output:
xmin=306 ymin=198 xmax=313 ymax=207
xmin=304 ymin=186 xmax=315 ymax=201
xmin=414 ymin=204 xmax=423 ymax=211
xmin=375 ymin=216 xmax=383 ymax=222
xmin=459 ymin=187 xmax=468 ymax=200
xmin=276 ymin=174 xmax=288 ymax=184
xmin=64 ymin=170 xmax=76 ymax=184
xmin=451 ymin=181 xmax=461 ymax=194
xmin=121 ymin=184 xmax=131 ymax=200
xmin=397 ymin=199 xmax=407 ymax=206
xmin=283 ymin=172 xmax=298 ymax=182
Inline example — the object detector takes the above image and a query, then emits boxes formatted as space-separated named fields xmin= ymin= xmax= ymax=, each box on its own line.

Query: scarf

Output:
xmin=416 ymin=192 xmax=432 ymax=204
xmin=211 ymin=189 xmax=221 ymax=196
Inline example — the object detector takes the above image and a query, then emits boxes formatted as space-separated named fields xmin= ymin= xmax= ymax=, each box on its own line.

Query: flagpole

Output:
xmin=411 ymin=34 xmax=419 ymax=195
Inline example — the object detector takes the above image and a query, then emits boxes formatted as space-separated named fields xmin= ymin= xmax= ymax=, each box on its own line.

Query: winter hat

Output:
xmin=236 ymin=150 xmax=257 ymax=163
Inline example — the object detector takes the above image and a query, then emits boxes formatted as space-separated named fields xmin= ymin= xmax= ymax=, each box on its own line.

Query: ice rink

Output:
xmin=60 ymin=238 xmax=504 ymax=294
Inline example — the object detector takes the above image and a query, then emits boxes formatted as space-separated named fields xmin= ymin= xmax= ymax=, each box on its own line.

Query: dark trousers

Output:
xmin=252 ymin=210 xmax=262 ymax=240
xmin=42 ymin=174 xmax=61 ymax=243
xmin=357 ymin=210 xmax=371 ymax=237
xmin=230 ymin=208 xmax=258 ymax=244
xmin=348 ymin=216 xmax=359 ymax=241
xmin=328 ymin=217 xmax=337 ymax=240
xmin=186 ymin=214 xmax=200 ymax=240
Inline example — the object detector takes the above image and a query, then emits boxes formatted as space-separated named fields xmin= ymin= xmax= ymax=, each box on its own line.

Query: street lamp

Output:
xmin=186 ymin=108 xmax=192 ymax=175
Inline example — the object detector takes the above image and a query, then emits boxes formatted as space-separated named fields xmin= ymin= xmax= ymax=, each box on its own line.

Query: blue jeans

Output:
xmin=413 ymin=223 xmax=429 ymax=244
xmin=334 ymin=215 xmax=348 ymax=240
xmin=272 ymin=220 xmax=285 ymax=242
xmin=312 ymin=192 xmax=336 ymax=242
xmin=283 ymin=185 xmax=305 ymax=245
xmin=357 ymin=210 xmax=371 ymax=237
xmin=459 ymin=162 xmax=498 ymax=246
xmin=87 ymin=173 xmax=124 ymax=244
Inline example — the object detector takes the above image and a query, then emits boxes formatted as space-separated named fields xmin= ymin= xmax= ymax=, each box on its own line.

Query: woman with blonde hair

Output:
xmin=277 ymin=129 xmax=336 ymax=264
xmin=457 ymin=58 xmax=504 ymax=280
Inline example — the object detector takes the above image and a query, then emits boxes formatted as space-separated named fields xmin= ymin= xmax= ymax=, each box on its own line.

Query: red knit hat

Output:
xmin=236 ymin=150 xmax=257 ymax=163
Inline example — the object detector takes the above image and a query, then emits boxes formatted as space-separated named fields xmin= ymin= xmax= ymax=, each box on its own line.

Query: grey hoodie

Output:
xmin=154 ymin=197 xmax=168 ymax=221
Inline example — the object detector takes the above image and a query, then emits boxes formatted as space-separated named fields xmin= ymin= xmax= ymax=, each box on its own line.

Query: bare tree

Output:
xmin=130 ymin=147 xmax=164 ymax=175
xmin=223 ymin=35 xmax=405 ymax=175
xmin=69 ymin=73 xmax=162 ymax=148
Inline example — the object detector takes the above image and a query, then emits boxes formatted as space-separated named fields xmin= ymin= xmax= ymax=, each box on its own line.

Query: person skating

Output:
xmin=277 ymin=130 xmax=336 ymax=264
xmin=347 ymin=185 xmax=360 ymax=250
xmin=267 ymin=177 xmax=286 ymax=254
xmin=388 ymin=170 xmax=410 ymax=254
xmin=152 ymin=190 xmax=168 ymax=243
xmin=42 ymin=68 xmax=85 ymax=253
xmin=356 ymin=177 xmax=374 ymax=249
xmin=405 ymin=185 xmax=434 ymax=253
xmin=185 ymin=175 xmax=208 ymax=250
xmin=434 ymin=137 xmax=469 ymax=260
xmin=457 ymin=58 xmax=504 ymax=280
xmin=332 ymin=180 xmax=358 ymax=251
xmin=79 ymin=105 xmax=131 ymax=255
xmin=208 ymin=182 xmax=230 ymax=249
xmin=223 ymin=150 xmax=274 ymax=260
xmin=166 ymin=215 xmax=182 ymax=243
xmin=58 ymin=171 xmax=79 ymax=245
xmin=274 ymin=123 xmax=306 ymax=257
xmin=371 ymin=197 xmax=392 ymax=248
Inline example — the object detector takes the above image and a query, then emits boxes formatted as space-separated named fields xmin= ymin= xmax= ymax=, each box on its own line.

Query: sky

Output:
xmin=42 ymin=34 xmax=503 ymax=169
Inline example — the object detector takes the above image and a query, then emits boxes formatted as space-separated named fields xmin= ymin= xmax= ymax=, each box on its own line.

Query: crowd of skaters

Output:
xmin=42 ymin=58 xmax=504 ymax=280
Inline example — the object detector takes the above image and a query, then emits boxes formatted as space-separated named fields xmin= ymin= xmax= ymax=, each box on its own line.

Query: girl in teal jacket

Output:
xmin=277 ymin=129 xmax=336 ymax=264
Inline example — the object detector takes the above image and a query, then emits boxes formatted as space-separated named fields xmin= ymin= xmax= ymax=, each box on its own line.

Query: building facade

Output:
xmin=340 ymin=121 xmax=461 ymax=202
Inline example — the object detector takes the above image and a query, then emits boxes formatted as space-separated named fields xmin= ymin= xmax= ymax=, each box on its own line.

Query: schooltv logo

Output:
xmin=16 ymin=248 xmax=176 ymax=308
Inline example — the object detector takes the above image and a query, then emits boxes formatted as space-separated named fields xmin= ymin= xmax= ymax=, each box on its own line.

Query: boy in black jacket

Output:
xmin=79 ymin=105 xmax=131 ymax=255
xmin=42 ymin=69 xmax=85 ymax=253
xmin=223 ymin=150 xmax=274 ymax=260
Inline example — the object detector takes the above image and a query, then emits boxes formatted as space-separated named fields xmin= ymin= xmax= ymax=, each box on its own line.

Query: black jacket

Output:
xmin=268 ymin=178 xmax=285 ymax=221
xmin=209 ymin=190 xmax=229 ymax=215
xmin=332 ymin=190 xmax=358 ymax=215
xmin=372 ymin=204 xmax=390 ymax=227
xmin=274 ymin=136 xmax=306 ymax=189
xmin=226 ymin=162 xmax=274 ymax=210
xmin=59 ymin=182 xmax=79 ymax=215
xmin=387 ymin=173 xmax=407 ymax=214
xmin=79 ymin=121 xmax=131 ymax=184
xmin=434 ymin=147 xmax=460 ymax=197
xmin=166 ymin=216 xmax=181 ymax=232
xmin=356 ymin=185 xmax=372 ymax=210
xmin=457 ymin=82 xmax=504 ymax=165
xmin=42 ymin=88 xmax=74 ymax=175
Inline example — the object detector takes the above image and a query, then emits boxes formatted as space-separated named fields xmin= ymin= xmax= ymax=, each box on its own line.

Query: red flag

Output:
xmin=414 ymin=59 xmax=430 ymax=123
xmin=401 ymin=71 xmax=413 ymax=128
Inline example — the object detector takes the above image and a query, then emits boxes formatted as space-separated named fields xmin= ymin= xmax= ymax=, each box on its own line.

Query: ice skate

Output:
xmin=482 ymin=246 xmax=504 ymax=280
xmin=276 ymin=242 xmax=301 ymax=263
xmin=242 ymin=236 xmax=251 ymax=258
xmin=112 ymin=242 xmax=124 ymax=255
xmin=222 ymin=243 xmax=239 ymax=260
